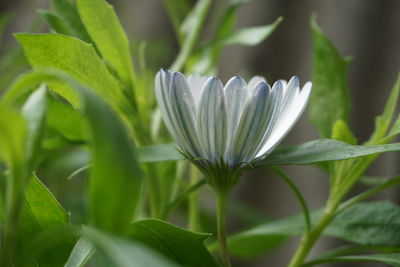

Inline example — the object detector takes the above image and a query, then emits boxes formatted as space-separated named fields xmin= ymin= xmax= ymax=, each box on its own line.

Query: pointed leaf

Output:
xmin=37 ymin=10 xmax=72 ymax=36
xmin=257 ymin=139 xmax=400 ymax=166
xmin=129 ymin=219 xmax=219 ymax=267
xmin=19 ymin=174 xmax=72 ymax=266
xmin=305 ymin=254 xmax=400 ymax=267
xmin=77 ymin=0 xmax=135 ymax=86
xmin=222 ymin=17 xmax=283 ymax=46
xmin=2 ymin=68 xmax=143 ymax=235
xmin=369 ymin=73 xmax=400 ymax=143
xmin=309 ymin=15 xmax=351 ymax=138
xmin=81 ymin=226 xmax=178 ymax=267
xmin=21 ymin=85 xmax=47 ymax=165
xmin=77 ymin=80 xmax=143 ymax=234
xmin=221 ymin=201 xmax=400 ymax=258
xmin=16 ymin=33 xmax=122 ymax=106
xmin=137 ymin=143 xmax=183 ymax=163
xmin=47 ymin=95 xmax=85 ymax=142
xmin=50 ymin=0 xmax=92 ymax=42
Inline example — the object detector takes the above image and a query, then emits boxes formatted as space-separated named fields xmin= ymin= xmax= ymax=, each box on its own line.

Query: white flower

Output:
xmin=155 ymin=69 xmax=311 ymax=185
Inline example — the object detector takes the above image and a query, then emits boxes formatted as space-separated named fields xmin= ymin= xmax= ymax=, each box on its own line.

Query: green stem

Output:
xmin=188 ymin=166 xmax=201 ymax=231
xmin=145 ymin=164 xmax=162 ymax=218
xmin=0 ymin=176 xmax=25 ymax=267
xmin=288 ymin=205 xmax=336 ymax=267
xmin=271 ymin=167 xmax=311 ymax=233
xmin=216 ymin=190 xmax=231 ymax=267
xmin=338 ymin=175 xmax=400 ymax=213
xmin=170 ymin=0 xmax=212 ymax=72
xmin=161 ymin=178 xmax=206 ymax=220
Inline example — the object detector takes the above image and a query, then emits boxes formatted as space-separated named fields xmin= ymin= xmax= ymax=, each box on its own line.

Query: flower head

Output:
xmin=155 ymin=69 xmax=311 ymax=189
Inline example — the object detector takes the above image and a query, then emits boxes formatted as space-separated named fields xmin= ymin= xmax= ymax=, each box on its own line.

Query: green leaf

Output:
xmin=331 ymin=119 xmax=356 ymax=145
xmin=50 ymin=0 xmax=92 ymax=42
xmin=312 ymin=244 xmax=400 ymax=259
xmin=129 ymin=219 xmax=219 ymax=267
xmin=388 ymin=114 xmax=400 ymax=138
xmin=309 ymin=15 xmax=351 ymax=138
xmin=3 ymin=68 xmax=143 ymax=234
xmin=134 ymin=139 xmax=400 ymax=165
xmin=213 ymin=211 xmax=305 ymax=258
xmin=19 ymin=174 xmax=72 ymax=266
xmin=37 ymin=10 xmax=72 ymax=36
xmin=171 ymin=0 xmax=212 ymax=72
xmin=16 ymin=33 xmax=122 ymax=107
xmin=65 ymin=238 xmax=94 ymax=267
xmin=180 ymin=0 xmax=210 ymax=38
xmin=222 ymin=201 xmax=400 ymax=259
xmin=162 ymin=0 xmax=190 ymax=42
xmin=193 ymin=15 xmax=282 ymax=74
xmin=81 ymin=226 xmax=179 ymax=267
xmin=47 ymin=95 xmax=85 ymax=142
xmin=257 ymin=139 xmax=400 ymax=166
xmin=21 ymin=85 xmax=47 ymax=166
xmin=325 ymin=201 xmax=400 ymax=246
xmin=81 ymin=81 xmax=143 ymax=234
xmin=20 ymin=174 xmax=69 ymax=237
xmin=304 ymin=254 xmax=400 ymax=267
xmin=368 ymin=72 xmax=400 ymax=143
xmin=0 ymin=105 xmax=26 ymax=174
xmin=77 ymin=0 xmax=135 ymax=86
xmin=222 ymin=17 xmax=283 ymax=46
xmin=338 ymin=176 xmax=400 ymax=212
xmin=137 ymin=143 xmax=183 ymax=162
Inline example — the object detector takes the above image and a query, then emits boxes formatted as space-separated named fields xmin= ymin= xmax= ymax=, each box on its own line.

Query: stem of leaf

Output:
xmin=215 ymin=189 xmax=231 ymax=267
xmin=337 ymin=175 xmax=400 ymax=213
xmin=188 ymin=166 xmax=201 ymax=231
xmin=0 ymin=171 xmax=25 ymax=267
xmin=161 ymin=177 xmax=206 ymax=220
xmin=271 ymin=166 xmax=311 ymax=233
xmin=288 ymin=205 xmax=336 ymax=267
xmin=170 ymin=0 xmax=212 ymax=72
xmin=145 ymin=164 xmax=162 ymax=218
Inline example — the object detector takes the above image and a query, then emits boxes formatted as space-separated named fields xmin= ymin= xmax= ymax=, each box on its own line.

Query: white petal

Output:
xmin=282 ymin=76 xmax=300 ymax=100
xmin=155 ymin=69 xmax=177 ymax=139
xmin=247 ymin=76 xmax=267 ymax=93
xmin=252 ymin=80 xmax=284 ymax=156
xmin=256 ymin=81 xmax=312 ymax=157
xmin=197 ymin=77 xmax=227 ymax=162
xmin=187 ymin=74 xmax=209 ymax=106
xmin=223 ymin=77 xmax=248 ymax=161
xmin=230 ymin=82 xmax=274 ymax=164
xmin=170 ymin=72 xmax=203 ymax=157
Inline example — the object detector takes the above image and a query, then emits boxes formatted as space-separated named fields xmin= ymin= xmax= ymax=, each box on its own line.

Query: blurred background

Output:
xmin=1 ymin=0 xmax=400 ymax=266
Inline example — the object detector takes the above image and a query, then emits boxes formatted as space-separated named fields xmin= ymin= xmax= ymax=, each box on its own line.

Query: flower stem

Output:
xmin=288 ymin=207 xmax=336 ymax=267
xmin=216 ymin=190 xmax=231 ymax=267
xmin=145 ymin=164 xmax=162 ymax=218
xmin=188 ymin=166 xmax=201 ymax=231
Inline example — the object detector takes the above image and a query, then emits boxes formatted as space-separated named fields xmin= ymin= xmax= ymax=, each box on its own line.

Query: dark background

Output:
xmin=1 ymin=0 xmax=400 ymax=266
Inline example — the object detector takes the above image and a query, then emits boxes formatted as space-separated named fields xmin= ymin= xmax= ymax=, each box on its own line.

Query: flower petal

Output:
xmin=197 ymin=77 xmax=227 ymax=162
xmin=155 ymin=69 xmax=177 ymax=138
xmin=253 ymin=80 xmax=284 ymax=156
xmin=280 ymin=76 xmax=300 ymax=112
xmin=231 ymin=82 xmax=274 ymax=164
xmin=223 ymin=76 xmax=248 ymax=161
xmin=170 ymin=72 xmax=203 ymax=157
xmin=247 ymin=75 xmax=267 ymax=93
xmin=187 ymin=74 xmax=209 ymax=106
xmin=256 ymin=81 xmax=312 ymax=157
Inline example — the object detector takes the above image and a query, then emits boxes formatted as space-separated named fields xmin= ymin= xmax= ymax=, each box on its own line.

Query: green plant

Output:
xmin=0 ymin=1 xmax=399 ymax=266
